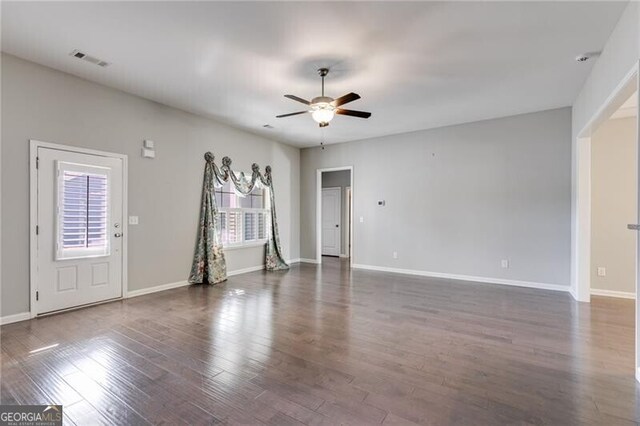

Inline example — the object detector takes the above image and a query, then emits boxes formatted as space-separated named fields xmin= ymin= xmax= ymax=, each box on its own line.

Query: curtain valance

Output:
xmin=189 ymin=152 xmax=289 ymax=285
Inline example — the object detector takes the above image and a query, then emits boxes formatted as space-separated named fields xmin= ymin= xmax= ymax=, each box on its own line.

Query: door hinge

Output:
xmin=36 ymin=291 xmax=39 ymax=301
xmin=36 ymin=156 xmax=39 ymax=169
xmin=36 ymin=225 xmax=39 ymax=235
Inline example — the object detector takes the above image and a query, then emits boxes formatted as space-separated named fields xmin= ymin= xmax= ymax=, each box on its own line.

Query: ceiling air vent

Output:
xmin=69 ymin=49 xmax=110 ymax=67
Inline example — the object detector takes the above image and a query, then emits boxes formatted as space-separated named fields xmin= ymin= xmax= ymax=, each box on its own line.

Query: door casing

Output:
xmin=29 ymin=140 xmax=128 ymax=317
xmin=316 ymin=166 xmax=353 ymax=265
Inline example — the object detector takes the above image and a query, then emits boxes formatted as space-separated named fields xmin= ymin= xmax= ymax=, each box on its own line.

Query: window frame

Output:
xmin=216 ymin=174 xmax=270 ymax=249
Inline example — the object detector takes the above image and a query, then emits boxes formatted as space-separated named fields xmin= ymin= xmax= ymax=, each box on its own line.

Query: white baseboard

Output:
xmin=228 ymin=265 xmax=265 ymax=277
xmin=0 ymin=311 xmax=31 ymax=326
xmin=127 ymin=280 xmax=191 ymax=298
xmin=591 ymin=288 xmax=636 ymax=299
xmin=299 ymin=258 xmax=319 ymax=264
xmin=228 ymin=258 xmax=302 ymax=276
xmin=351 ymin=263 xmax=569 ymax=293
xmin=128 ymin=260 xmax=303 ymax=298
xmin=569 ymin=285 xmax=578 ymax=301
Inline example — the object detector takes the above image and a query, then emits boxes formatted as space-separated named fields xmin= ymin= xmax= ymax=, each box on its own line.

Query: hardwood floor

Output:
xmin=1 ymin=258 xmax=638 ymax=425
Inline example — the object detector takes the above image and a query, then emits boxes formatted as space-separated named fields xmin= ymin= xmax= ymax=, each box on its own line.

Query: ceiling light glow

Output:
xmin=311 ymin=103 xmax=335 ymax=125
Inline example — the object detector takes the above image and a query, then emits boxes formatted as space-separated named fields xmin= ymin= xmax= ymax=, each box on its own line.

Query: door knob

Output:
xmin=114 ymin=233 xmax=123 ymax=238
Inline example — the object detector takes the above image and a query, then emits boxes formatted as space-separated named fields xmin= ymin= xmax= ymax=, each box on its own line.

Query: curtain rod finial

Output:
xmin=204 ymin=152 xmax=214 ymax=162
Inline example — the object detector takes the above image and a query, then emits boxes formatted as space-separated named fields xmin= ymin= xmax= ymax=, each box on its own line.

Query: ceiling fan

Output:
xmin=276 ymin=68 xmax=371 ymax=127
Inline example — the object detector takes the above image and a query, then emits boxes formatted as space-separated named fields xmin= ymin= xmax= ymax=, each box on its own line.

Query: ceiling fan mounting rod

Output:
xmin=318 ymin=68 xmax=329 ymax=97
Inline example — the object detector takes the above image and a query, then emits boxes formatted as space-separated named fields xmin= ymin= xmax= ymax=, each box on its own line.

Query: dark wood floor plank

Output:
xmin=62 ymin=369 xmax=150 ymax=426
xmin=1 ymin=258 xmax=639 ymax=425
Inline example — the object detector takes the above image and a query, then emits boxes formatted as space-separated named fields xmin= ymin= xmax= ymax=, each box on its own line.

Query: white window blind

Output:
xmin=257 ymin=212 xmax=268 ymax=240
xmin=244 ymin=212 xmax=257 ymax=241
xmin=57 ymin=162 xmax=110 ymax=259
xmin=227 ymin=210 xmax=242 ymax=244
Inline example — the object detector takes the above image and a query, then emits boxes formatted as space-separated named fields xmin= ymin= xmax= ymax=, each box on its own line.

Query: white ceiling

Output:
xmin=1 ymin=1 xmax=628 ymax=147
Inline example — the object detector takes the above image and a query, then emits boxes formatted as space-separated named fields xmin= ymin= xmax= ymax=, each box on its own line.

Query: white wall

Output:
xmin=1 ymin=54 xmax=300 ymax=317
xmin=301 ymin=108 xmax=572 ymax=287
xmin=322 ymin=170 xmax=350 ymax=256
xmin=571 ymin=1 xmax=640 ymax=300
xmin=591 ymin=117 xmax=637 ymax=294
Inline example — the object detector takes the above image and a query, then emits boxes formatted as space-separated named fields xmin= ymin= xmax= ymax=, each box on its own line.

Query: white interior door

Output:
xmin=322 ymin=187 xmax=341 ymax=256
xmin=36 ymin=147 xmax=124 ymax=314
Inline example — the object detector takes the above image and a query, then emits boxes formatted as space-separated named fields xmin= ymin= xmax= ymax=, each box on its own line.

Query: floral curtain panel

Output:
xmin=189 ymin=152 xmax=289 ymax=284
xmin=188 ymin=152 xmax=227 ymax=284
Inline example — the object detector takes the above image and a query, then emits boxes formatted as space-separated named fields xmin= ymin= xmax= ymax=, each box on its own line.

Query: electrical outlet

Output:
xmin=501 ymin=259 xmax=509 ymax=269
xmin=359 ymin=216 xmax=364 ymax=223
xmin=597 ymin=267 xmax=606 ymax=277
xmin=393 ymin=251 xmax=398 ymax=259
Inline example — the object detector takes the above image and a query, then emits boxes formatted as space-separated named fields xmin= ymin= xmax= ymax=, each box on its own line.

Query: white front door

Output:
xmin=322 ymin=187 xmax=341 ymax=256
xmin=36 ymin=147 xmax=124 ymax=314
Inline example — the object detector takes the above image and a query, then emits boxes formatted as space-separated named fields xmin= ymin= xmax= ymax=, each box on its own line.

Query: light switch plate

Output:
xmin=141 ymin=148 xmax=155 ymax=158
xmin=597 ymin=267 xmax=606 ymax=277
xmin=128 ymin=216 xmax=139 ymax=225
xmin=501 ymin=259 xmax=509 ymax=269
xmin=144 ymin=139 xmax=155 ymax=149
xmin=359 ymin=216 xmax=364 ymax=223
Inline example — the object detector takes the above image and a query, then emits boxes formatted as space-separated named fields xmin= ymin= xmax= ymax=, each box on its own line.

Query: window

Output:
xmin=215 ymin=176 xmax=270 ymax=247
xmin=56 ymin=161 xmax=110 ymax=259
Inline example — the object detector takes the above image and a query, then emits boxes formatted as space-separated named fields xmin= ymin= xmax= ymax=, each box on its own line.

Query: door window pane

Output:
xmin=57 ymin=162 xmax=110 ymax=259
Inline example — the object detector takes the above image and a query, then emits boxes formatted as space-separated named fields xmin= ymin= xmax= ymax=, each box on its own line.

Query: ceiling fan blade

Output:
xmin=331 ymin=92 xmax=361 ymax=107
xmin=276 ymin=111 xmax=308 ymax=118
xmin=336 ymin=109 xmax=371 ymax=119
xmin=284 ymin=94 xmax=311 ymax=105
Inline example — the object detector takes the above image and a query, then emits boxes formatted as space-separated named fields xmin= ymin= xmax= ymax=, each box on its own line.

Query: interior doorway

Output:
xmin=574 ymin=61 xmax=638 ymax=382
xmin=590 ymin=91 xmax=638 ymax=300
xmin=316 ymin=167 xmax=353 ymax=264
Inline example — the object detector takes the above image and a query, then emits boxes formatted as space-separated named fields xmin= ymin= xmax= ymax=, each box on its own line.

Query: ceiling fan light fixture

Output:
xmin=311 ymin=103 xmax=335 ymax=125
xmin=277 ymin=68 xmax=370 ymax=129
